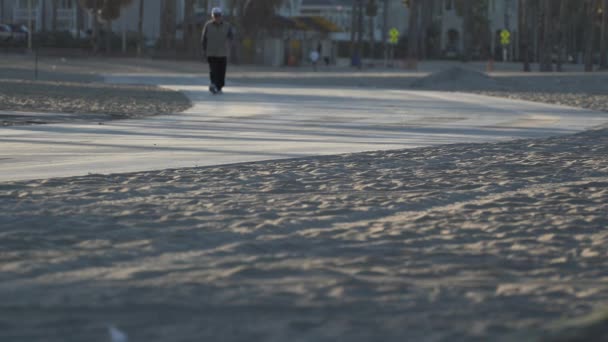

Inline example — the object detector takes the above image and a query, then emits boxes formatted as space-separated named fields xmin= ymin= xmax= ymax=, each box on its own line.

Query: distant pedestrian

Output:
xmin=202 ymin=7 xmax=233 ymax=94
xmin=310 ymin=50 xmax=320 ymax=71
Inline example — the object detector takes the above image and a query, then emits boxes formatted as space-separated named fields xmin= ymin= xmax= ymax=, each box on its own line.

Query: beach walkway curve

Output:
xmin=0 ymin=74 xmax=606 ymax=182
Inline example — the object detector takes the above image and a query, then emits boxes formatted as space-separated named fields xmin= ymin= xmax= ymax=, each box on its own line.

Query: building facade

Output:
xmin=1 ymin=0 xmax=82 ymax=32
xmin=437 ymin=0 xmax=518 ymax=60
xmin=298 ymin=0 xmax=408 ymax=43
xmin=0 ymin=0 xmax=521 ymax=63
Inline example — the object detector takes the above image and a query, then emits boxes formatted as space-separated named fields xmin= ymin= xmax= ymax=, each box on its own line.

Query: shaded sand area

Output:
xmin=0 ymin=79 xmax=190 ymax=126
xmin=1 ymin=126 xmax=608 ymax=341
xmin=0 ymin=56 xmax=190 ymax=126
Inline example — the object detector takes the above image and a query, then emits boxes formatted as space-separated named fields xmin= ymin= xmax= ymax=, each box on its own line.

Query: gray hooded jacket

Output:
xmin=201 ymin=20 xmax=233 ymax=57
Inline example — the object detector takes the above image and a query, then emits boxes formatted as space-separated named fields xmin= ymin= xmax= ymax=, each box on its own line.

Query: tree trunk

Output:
xmin=556 ymin=0 xmax=568 ymax=71
xmin=600 ymin=0 xmax=608 ymax=69
xmin=520 ymin=0 xmax=531 ymax=71
xmin=41 ymin=0 xmax=47 ymax=31
xmin=531 ymin=0 xmax=540 ymax=64
xmin=419 ymin=1 xmax=434 ymax=60
xmin=462 ymin=0 xmax=473 ymax=62
xmin=382 ymin=0 xmax=388 ymax=64
xmin=105 ymin=20 xmax=112 ymax=54
xmin=357 ymin=0 xmax=364 ymax=67
xmin=407 ymin=0 xmax=418 ymax=63
xmin=585 ymin=0 xmax=596 ymax=71
xmin=76 ymin=4 xmax=82 ymax=40
xmin=92 ymin=0 xmax=100 ymax=54
xmin=350 ymin=0 xmax=357 ymax=65
xmin=183 ymin=0 xmax=195 ymax=55
xmin=368 ymin=8 xmax=375 ymax=59
xmin=52 ymin=0 xmax=58 ymax=32
xmin=137 ymin=0 xmax=144 ymax=57
xmin=27 ymin=0 xmax=32 ymax=49
xmin=540 ymin=0 xmax=553 ymax=71
xmin=160 ymin=0 xmax=177 ymax=50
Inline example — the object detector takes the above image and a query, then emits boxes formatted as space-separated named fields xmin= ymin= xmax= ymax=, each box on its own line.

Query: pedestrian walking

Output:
xmin=202 ymin=7 xmax=233 ymax=94
xmin=310 ymin=50 xmax=320 ymax=71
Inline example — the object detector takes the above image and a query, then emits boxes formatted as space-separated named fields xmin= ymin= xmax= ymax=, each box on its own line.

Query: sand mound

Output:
xmin=411 ymin=66 xmax=507 ymax=91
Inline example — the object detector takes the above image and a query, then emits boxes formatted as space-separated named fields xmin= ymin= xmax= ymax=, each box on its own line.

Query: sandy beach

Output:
xmin=1 ymin=128 xmax=608 ymax=341
xmin=1 ymin=56 xmax=608 ymax=341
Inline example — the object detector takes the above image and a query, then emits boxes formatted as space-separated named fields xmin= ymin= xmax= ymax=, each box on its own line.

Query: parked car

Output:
xmin=8 ymin=24 xmax=28 ymax=43
xmin=0 ymin=24 xmax=12 ymax=43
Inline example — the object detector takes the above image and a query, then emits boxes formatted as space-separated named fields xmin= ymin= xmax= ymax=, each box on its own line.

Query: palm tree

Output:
xmin=382 ymin=0 xmax=389 ymax=63
xmin=556 ymin=0 xmax=569 ymax=71
xmin=463 ymin=0 xmax=474 ymax=62
xmin=78 ymin=0 xmax=132 ymax=53
xmin=367 ymin=0 xmax=377 ymax=60
xmin=41 ymin=0 xmax=47 ymax=31
xmin=520 ymin=0 xmax=531 ymax=71
xmin=182 ymin=0 xmax=195 ymax=56
xmin=418 ymin=0 xmax=438 ymax=60
xmin=234 ymin=0 xmax=283 ymax=63
xmin=600 ymin=0 xmax=608 ymax=69
xmin=103 ymin=0 xmax=134 ymax=53
xmin=350 ymin=0 xmax=357 ymax=62
xmin=540 ymin=0 xmax=553 ymax=71
xmin=241 ymin=0 xmax=283 ymax=32
xmin=160 ymin=0 xmax=177 ymax=50
xmin=76 ymin=3 xmax=84 ymax=39
xmin=357 ymin=0 xmax=364 ymax=64
xmin=78 ymin=0 xmax=101 ymax=52
xmin=137 ymin=0 xmax=144 ymax=56
xmin=406 ymin=0 xmax=419 ymax=66
xmin=52 ymin=0 xmax=58 ymax=32
xmin=584 ymin=0 xmax=597 ymax=71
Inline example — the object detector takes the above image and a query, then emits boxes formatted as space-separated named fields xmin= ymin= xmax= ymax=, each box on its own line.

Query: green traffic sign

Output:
xmin=389 ymin=28 xmax=399 ymax=44
xmin=500 ymin=29 xmax=510 ymax=45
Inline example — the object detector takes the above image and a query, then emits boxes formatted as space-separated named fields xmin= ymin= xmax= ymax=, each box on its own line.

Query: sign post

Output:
xmin=388 ymin=28 xmax=399 ymax=67
xmin=500 ymin=29 xmax=511 ymax=62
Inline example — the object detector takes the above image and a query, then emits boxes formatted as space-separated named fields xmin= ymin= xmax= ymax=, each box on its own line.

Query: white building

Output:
xmin=0 ymin=0 xmax=229 ymax=41
xmin=439 ymin=0 xmax=518 ymax=59
xmin=298 ymin=0 xmax=408 ymax=43
xmin=1 ymin=0 xmax=81 ymax=32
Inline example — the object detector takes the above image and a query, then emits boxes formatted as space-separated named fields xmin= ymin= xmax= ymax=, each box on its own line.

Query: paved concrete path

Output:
xmin=0 ymin=74 xmax=606 ymax=182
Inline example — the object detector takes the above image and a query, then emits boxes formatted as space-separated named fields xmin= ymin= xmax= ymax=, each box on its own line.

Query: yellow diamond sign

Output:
xmin=389 ymin=28 xmax=399 ymax=44
xmin=500 ymin=29 xmax=511 ymax=46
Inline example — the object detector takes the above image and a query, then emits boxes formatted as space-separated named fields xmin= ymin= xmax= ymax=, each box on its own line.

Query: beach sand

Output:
xmin=1 ymin=56 xmax=607 ymax=341
xmin=1 ymin=126 xmax=607 ymax=341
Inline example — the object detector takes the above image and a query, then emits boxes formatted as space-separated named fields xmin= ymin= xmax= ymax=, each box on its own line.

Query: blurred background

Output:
xmin=0 ymin=0 xmax=606 ymax=71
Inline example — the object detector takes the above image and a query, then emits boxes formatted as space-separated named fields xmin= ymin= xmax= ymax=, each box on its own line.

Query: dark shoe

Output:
xmin=209 ymin=84 xmax=218 ymax=94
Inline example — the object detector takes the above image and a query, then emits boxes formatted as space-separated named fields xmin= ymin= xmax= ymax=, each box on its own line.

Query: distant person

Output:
xmin=202 ymin=7 xmax=233 ymax=94
xmin=310 ymin=50 xmax=320 ymax=71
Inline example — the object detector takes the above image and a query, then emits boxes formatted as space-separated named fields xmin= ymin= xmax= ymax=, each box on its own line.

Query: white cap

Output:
xmin=211 ymin=7 xmax=222 ymax=16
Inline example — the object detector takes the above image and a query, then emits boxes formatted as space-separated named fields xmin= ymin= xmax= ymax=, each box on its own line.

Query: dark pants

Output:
xmin=208 ymin=56 xmax=227 ymax=90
